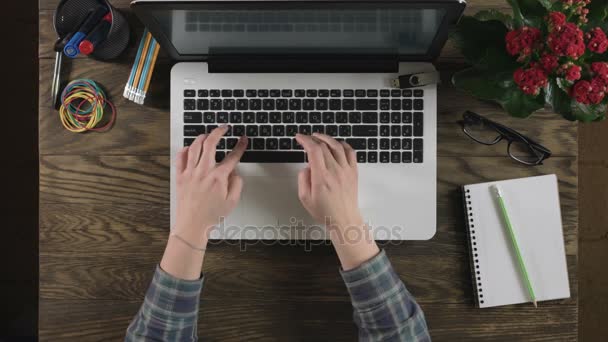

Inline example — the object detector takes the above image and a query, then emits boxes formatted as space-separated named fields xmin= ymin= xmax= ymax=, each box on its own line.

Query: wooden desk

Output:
xmin=38 ymin=1 xmax=578 ymax=340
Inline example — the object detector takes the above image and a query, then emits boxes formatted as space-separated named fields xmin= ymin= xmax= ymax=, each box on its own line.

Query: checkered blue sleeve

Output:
xmin=125 ymin=265 xmax=204 ymax=342
xmin=340 ymin=250 xmax=430 ymax=342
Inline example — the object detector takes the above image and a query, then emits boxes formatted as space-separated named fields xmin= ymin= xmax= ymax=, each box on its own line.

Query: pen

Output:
xmin=64 ymin=6 xmax=109 ymax=58
xmin=79 ymin=12 xmax=112 ymax=56
xmin=491 ymin=184 xmax=538 ymax=308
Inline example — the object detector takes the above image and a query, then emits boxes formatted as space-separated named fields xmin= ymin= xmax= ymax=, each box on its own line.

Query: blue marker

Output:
xmin=63 ymin=6 xmax=109 ymax=58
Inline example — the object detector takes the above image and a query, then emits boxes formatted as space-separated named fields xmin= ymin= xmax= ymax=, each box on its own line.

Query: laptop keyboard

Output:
xmin=182 ymin=88 xmax=424 ymax=163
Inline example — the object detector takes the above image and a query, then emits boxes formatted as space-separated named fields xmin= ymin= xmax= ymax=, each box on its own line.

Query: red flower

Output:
xmin=548 ymin=23 xmax=585 ymax=59
xmin=586 ymin=27 xmax=608 ymax=54
xmin=589 ymin=78 xmax=607 ymax=104
xmin=565 ymin=65 xmax=582 ymax=81
xmin=547 ymin=12 xmax=566 ymax=31
xmin=572 ymin=78 xmax=606 ymax=104
xmin=591 ymin=62 xmax=608 ymax=84
xmin=514 ymin=67 xmax=548 ymax=96
xmin=540 ymin=54 xmax=559 ymax=73
xmin=505 ymin=27 xmax=541 ymax=56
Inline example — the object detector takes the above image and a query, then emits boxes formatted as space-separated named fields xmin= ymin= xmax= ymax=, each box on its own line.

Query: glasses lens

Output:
xmin=463 ymin=119 xmax=502 ymax=144
xmin=508 ymin=140 xmax=543 ymax=165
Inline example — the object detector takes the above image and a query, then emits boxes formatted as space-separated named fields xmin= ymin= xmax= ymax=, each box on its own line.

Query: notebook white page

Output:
xmin=464 ymin=174 xmax=570 ymax=308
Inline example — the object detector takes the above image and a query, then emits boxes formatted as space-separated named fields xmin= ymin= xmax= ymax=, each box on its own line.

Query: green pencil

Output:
xmin=491 ymin=185 xmax=538 ymax=308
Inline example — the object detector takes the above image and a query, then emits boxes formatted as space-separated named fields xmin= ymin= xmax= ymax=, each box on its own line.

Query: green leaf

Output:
xmin=571 ymin=102 xmax=607 ymax=122
xmin=451 ymin=16 xmax=519 ymax=71
xmin=507 ymin=0 xmax=547 ymax=27
xmin=556 ymin=78 xmax=572 ymax=93
xmin=452 ymin=67 xmax=545 ymax=118
xmin=474 ymin=10 xmax=514 ymax=29
xmin=545 ymin=79 xmax=576 ymax=120
xmin=536 ymin=0 xmax=554 ymax=10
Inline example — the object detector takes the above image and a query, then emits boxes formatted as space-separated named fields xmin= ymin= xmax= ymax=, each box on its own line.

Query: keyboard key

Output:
xmin=286 ymin=125 xmax=298 ymax=136
xmin=209 ymin=99 xmax=221 ymax=110
xmin=270 ymin=89 xmax=281 ymax=97
xmin=391 ymin=138 xmax=401 ymax=150
xmin=391 ymin=89 xmax=401 ymax=97
xmin=293 ymin=139 xmax=303 ymax=150
xmin=367 ymin=89 xmax=378 ymax=97
xmin=227 ymin=138 xmax=238 ymax=149
xmin=217 ymin=112 xmax=229 ymax=123
xmin=403 ymin=89 xmax=413 ymax=97
xmin=184 ymin=99 xmax=196 ymax=110
xmin=303 ymin=99 xmax=315 ymax=110
xmin=279 ymin=138 xmax=292 ymax=149
xmin=312 ymin=125 xmax=325 ymax=134
xmin=339 ymin=125 xmax=351 ymax=136
xmin=237 ymin=99 xmax=248 ymax=110
xmin=355 ymin=89 xmax=366 ymax=97
xmin=299 ymin=125 xmax=311 ymax=135
xmin=249 ymin=99 xmax=262 ymax=110
xmin=391 ymin=152 xmax=401 ymax=163
xmin=184 ymin=89 xmax=195 ymax=97
xmin=323 ymin=112 xmax=335 ymax=123
xmin=230 ymin=112 xmax=242 ymax=123
xmin=380 ymin=89 xmax=390 ymax=97
xmin=400 ymin=151 xmax=411 ymax=163
xmin=210 ymin=90 xmax=221 ymax=97
xmin=380 ymin=152 xmax=390 ymax=163
xmin=403 ymin=99 xmax=412 ymax=110
xmin=258 ymin=89 xmax=269 ymax=97
xmin=403 ymin=112 xmax=412 ymax=123
xmin=215 ymin=151 xmax=226 ymax=162
xmin=380 ymin=99 xmax=390 ymax=110
xmin=309 ymin=112 xmax=322 ymax=123
xmin=273 ymin=125 xmax=285 ymax=136
xmin=197 ymin=99 xmax=209 ymax=110
xmin=414 ymin=89 xmax=424 ymax=97
xmin=256 ymin=112 xmax=269 ymax=123
xmin=266 ymin=138 xmax=279 ymax=150
xmin=289 ymin=99 xmax=302 ymax=110
xmin=414 ymin=99 xmax=424 ymax=111
xmin=306 ymin=89 xmax=317 ymax=97
xmin=276 ymin=99 xmax=288 ymax=110
xmin=349 ymin=112 xmax=361 ymax=123
xmin=296 ymin=112 xmax=308 ymax=123
xmin=246 ymin=89 xmax=257 ymax=97
xmin=243 ymin=112 xmax=256 ymax=123
xmin=260 ymin=125 xmax=272 ymax=136
xmin=391 ymin=99 xmax=401 ymax=110
xmin=402 ymin=138 xmax=412 ymax=150
xmin=295 ymin=89 xmax=305 ymax=97
xmin=413 ymin=112 xmax=423 ymax=136
xmin=329 ymin=99 xmax=341 ymax=110
xmin=353 ymin=125 xmax=378 ymax=137
xmin=203 ymin=112 xmax=215 ymax=123
xmin=357 ymin=152 xmax=367 ymax=163
xmin=253 ymin=138 xmax=265 ymax=150
xmin=246 ymin=125 xmax=258 ymax=136
xmin=184 ymin=125 xmax=205 ymax=136
xmin=403 ymin=125 xmax=413 ymax=137
xmin=184 ymin=112 xmax=202 ymax=123
xmin=413 ymin=138 xmax=423 ymax=151
xmin=240 ymin=151 xmax=305 ymax=163
xmin=319 ymin=89 xmax=330 ymax=97
xmin=343 ymin=99 xmax=355 ymax=110
xmin=391 ymin=125 xmax=401 ymax=136
xmin=362 ymin=112 xmax=377 ymax=123
xmin=391 ymin=112 xmax=401 ymax=124
xmin=330 ymin=89 xmax=341 ymax=97
xmin=326 ymin=125 xmax=338 ymax=136
xmin=346 ymin=138 xmax=366 ymax=150
xmin=281 ymin=89 xmax=293 ymax=97
xmin=233 ymin=125 xmax=245 ymax=136
xmin=380 ymin=112 xmax=390 ymax=123
xmin=413 ymin=151 xmax=423 ymax=163
xmin=283 ymin=112 xmax=295 ymax=123
xmin=336 ymin=112 xmax=348 ymax=123
xmin=263 ymin=99 xmax=275 ymax=110
xmin=356 ymin=99 xmax=378 ymax=110
xmin=380 ymin=138 xmax=390 ymax=150
xmin=198 ymin=89 xmax=209 ymax=97
xmin=184 ymin=138 xmax=195 ymax=146
xmin=233 ymin=89 xmax=244 ymax=97
xmin=343 ymin=89 xmax=354 ymax=97
xmin=368 ymin=138 xmax=378 ymax=150
xmin=315 ymin=99 xmax=328 ymax=110
xmin=221 ymin=89 xmax=232 ymax=97
xmin=269 ymin=112 xmax=281 ymax=123
xmin=217 ymin=138 xmax=226 ymax=149
xmin=368 ymin=152 xmax=378 ymax=163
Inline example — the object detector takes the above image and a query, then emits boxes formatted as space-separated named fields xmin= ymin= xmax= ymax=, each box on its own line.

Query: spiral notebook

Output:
xmin=463 ymin=174 xmax=570 ymax=308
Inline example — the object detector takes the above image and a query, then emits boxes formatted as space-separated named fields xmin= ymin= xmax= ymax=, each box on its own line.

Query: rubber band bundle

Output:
xmin=59 ymin=79 xmax=116 ymax=133
xmin=123 ymin=28 xmax=160 ymax=104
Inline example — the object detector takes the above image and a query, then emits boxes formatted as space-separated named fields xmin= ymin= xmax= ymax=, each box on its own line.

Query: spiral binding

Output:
xmin=464 ymin=187 xmax=484 ymax=306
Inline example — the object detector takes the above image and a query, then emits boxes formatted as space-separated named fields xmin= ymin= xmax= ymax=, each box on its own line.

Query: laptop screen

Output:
xmin=148 ymin=6 xmax=446 ymax=56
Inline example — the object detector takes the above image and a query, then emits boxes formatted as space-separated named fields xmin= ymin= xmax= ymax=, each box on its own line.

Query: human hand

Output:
xmin=174 ymin=126 xmax=248 ymax=243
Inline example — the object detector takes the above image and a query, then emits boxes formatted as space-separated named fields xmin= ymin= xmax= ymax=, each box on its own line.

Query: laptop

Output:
xmin=131 ymin=0 xmax=466 ymax=240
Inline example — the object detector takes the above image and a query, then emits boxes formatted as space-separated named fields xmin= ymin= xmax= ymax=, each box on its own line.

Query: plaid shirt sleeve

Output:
xmin=340 ymin=250 xmax=430 ymax=342
xmin=125 ymin=266 xmax=204 ymax=342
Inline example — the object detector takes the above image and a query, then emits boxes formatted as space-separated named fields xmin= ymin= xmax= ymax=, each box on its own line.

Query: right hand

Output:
xmin=295 ymin=133 xmax=364 ymax=228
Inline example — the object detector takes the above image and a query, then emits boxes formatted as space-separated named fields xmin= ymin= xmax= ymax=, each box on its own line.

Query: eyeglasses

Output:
xmin=458 ymin=111 xmax=552 ymax=166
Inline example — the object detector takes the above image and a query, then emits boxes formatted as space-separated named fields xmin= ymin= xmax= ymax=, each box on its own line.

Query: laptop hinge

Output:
xmin=208 ymin=55 xmax=398 ymax=73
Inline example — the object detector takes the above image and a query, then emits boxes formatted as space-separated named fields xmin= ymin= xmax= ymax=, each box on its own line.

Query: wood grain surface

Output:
xmin=38 ymin=0 xmax=579 ymax=340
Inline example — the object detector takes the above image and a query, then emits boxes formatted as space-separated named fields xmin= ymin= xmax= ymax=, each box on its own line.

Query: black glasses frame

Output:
xmin=458 ymin=111 xmax=552 ymax=166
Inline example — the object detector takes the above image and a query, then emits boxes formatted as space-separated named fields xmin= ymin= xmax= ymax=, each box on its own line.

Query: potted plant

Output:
xmin=451 ymin=0 xmax=608 ymax=122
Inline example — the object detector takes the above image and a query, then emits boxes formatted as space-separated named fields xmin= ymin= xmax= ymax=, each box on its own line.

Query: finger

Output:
xmin=318 ymin=139 xmax=338 ymax=170
xmin=199 ymin=125 xmax=230 ymax=171
xmin=217 ymin=136 xmax=248 ymax=173
xmin=227 ymin=173 xmax=244 ymax=204
xmin=341 ymin=141 xmax=357 ymax=167
xmin=298 ymin=167 xmax=311 ymax=203
xmin=187 ymin=134 xmax=207 ymax=170
xmin=312 ymin=133 xmax=348 ymax=167
xmin=295 ymin=134 xmax=326 ymax=170
xmin=176 ymin=146 xmax=189 ymax=174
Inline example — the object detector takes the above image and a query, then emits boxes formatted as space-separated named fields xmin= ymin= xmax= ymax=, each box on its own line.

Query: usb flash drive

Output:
xmin=392 ymin=71 xmax=440 ymax=89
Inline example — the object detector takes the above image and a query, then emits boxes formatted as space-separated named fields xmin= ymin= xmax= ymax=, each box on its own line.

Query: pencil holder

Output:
xmin=54 ymin=0 xmax=130 ymax=60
